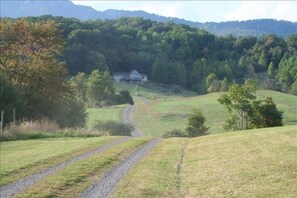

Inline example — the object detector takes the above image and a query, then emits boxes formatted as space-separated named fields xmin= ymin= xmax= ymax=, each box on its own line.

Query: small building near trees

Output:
xmin=113 ymin=70 xmax=148 ymax=83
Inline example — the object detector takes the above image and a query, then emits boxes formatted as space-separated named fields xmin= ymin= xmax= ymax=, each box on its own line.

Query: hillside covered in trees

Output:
xmin=2 ymin=16 xmax=297 ymax=96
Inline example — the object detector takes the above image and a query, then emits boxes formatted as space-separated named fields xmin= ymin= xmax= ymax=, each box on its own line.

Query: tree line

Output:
xmin=17 ymin=15 xmax=297 ymax=95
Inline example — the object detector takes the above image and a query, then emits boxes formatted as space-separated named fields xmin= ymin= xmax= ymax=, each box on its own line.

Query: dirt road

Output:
xmin=80 ymin=138 xmax=161 ymax=198
xmin=0 ymin=137 xmax=130 ymax=198
xmin=1 ymin=97 xmax=158 ymax=198
xmin=122 ymin=97 xmax=149 ymax=137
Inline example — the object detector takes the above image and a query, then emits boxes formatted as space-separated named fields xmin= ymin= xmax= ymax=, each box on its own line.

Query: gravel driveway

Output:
xmin=1 ymin=97 xmax=156 ymax=198
xmin=0 ymin=137 xmax=130 ymax=198
xmin=122 ymin=97 xmax=148 ymax=137
xmin=80 ymin=138 xmax=161 ymax=198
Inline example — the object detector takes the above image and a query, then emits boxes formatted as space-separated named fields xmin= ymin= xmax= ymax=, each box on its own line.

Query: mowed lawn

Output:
xmin=134 ymin=90 xmax=297 ymax=137
xmin=112 ymin=125 xmax=297 ymax=197
xmin=0 ymin=136 xmax=121 ymax=186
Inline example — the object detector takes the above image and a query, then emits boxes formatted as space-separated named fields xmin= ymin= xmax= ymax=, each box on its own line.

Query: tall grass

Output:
xmin=0 ymin=119 xmax=108 ymax=142
xmin=6 ymin=118 xmax=60 ymax=133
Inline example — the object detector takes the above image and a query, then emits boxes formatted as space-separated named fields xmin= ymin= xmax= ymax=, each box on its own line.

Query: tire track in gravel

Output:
xmin=122 ymin=97 xmax=148 ymax=137
xmin=80 ymin=138 xmax=161 ymax=198
xmin=0 ymin=137 xmax=130 ymax=198
xmin=122 ymin=105 xmax=143 ymax=137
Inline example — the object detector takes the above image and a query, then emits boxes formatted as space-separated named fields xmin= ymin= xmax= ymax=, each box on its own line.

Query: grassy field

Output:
xmin=134 ymin=90 xmax=297 ymax=136
xmin=86 ymin=82 xmax=196 ymax=130
xmin=112 ymin=125 xmax=297 ymax=197
xmin=115 ymin=82 xmax=196 ymax=99
xmin=86 ymin=105 xmax=126 ymax=129
xmin=0 ymin=136 xmax=121 ymax=186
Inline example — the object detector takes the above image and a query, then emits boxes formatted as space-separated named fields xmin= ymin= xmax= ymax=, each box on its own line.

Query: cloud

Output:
xmin=225 ymin=1 xmax=297 ymax=21
xmin=72 ymin=1 xmax=297 ymax=22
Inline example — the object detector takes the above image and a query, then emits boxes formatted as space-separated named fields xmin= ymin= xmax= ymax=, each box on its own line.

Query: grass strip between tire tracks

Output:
xmin=112 ymin=138 xmax=186 ymax=198
xmin=1 ymin=137 xmax=130 ymax=198
xmin=14 ymin=137 xmax=153 ymax=198
xmin=0 ymin=137 xmax=121 ymax=187
xmin=81 ymin=138 xmax=161 ymax=198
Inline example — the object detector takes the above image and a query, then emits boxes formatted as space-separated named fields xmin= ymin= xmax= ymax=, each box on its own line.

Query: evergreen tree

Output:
xmin=268 ymin=62 xmax=276 ymax=78
xmin=186 ymin=108 xmax=209 ymax=137
xmin=220 ymin=77 xmax=229 ymax=92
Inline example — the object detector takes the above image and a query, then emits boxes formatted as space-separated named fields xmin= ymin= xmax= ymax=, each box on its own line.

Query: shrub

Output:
xmin=251 ymin=97 xmax=283 ymax=128
xmin=120 ymin=90 xmax=134 ymax=105
xmin=94 ymin=120 xmax=134 ymax=136
xmin=186 ymin=109 xmax=209 ymax=137
xmin=163 ymin=129 xmax=188 ymax=138
xmin=171 ymin=85 xmax=182 ymax=93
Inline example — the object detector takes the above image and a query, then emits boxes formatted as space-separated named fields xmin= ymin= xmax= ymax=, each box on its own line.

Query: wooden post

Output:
xmin=13 ymin=108 xmax=16 ymax=125
xmin=0 ymin=111 xmax=3 ymax=132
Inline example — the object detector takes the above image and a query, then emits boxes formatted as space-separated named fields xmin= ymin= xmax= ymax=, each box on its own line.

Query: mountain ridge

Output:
xmin=1 ymin=0 xmax=296 ymax=37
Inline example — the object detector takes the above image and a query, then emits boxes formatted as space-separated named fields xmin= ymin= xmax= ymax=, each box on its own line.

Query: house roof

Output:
xmin=113 ymin=70 xmax=147 ymax=78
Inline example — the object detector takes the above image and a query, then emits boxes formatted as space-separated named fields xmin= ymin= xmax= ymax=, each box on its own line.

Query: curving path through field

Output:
xmin=122 ymin=97 xmax=149 ymax=137
xmin=1 ymin=97 xmax=159 ymax=198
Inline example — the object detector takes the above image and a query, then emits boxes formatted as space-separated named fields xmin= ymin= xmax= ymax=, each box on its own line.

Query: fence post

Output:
xmin=1 ymin=111 xmax=3 ymax=132
xmin=13 ymin=108 xmax=16 ymax=125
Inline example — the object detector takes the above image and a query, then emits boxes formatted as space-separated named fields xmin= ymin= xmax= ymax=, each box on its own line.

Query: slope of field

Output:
xmin=134 ymin=90 xmax=297 ymax=136
xmin=112 ymin=125 xmax=297 ymax=197
xmin=115 ymin=82 xmax=196 ymax=99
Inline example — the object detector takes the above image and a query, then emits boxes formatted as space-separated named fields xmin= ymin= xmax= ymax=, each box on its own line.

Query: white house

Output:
xmin=113 ymin=70 xmax=147 ymax=83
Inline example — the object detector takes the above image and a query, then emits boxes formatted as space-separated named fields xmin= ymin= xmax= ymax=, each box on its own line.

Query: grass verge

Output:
xmin=0 ymin=136 xmax=120 ymax=186
xmin=112 ymin=138 xmax=187 ymax=198
xmin=16 ymin=137 xmax=152 ymax=198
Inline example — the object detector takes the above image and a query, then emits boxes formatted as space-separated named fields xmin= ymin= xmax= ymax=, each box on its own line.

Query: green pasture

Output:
xmin=115 ymin=82 xmax=196 ymax=99
xmin=86 ymin=105 xmax=126 ymax=129
xmin=134 ymin=90 xmax=297 ymax=137
xmin=113 ymin=125 xmax=297 ymax=197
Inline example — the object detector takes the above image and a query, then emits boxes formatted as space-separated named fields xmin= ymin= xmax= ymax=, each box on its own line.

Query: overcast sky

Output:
xmin=71 ymin=1 xmax=297 ymax=22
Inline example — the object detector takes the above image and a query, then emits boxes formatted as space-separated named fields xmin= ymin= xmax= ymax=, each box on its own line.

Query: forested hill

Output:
xmin=1 ymin=0 xmax=296 ymax=37
xmin=5 ymin=16 xmax=295 ymax=95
